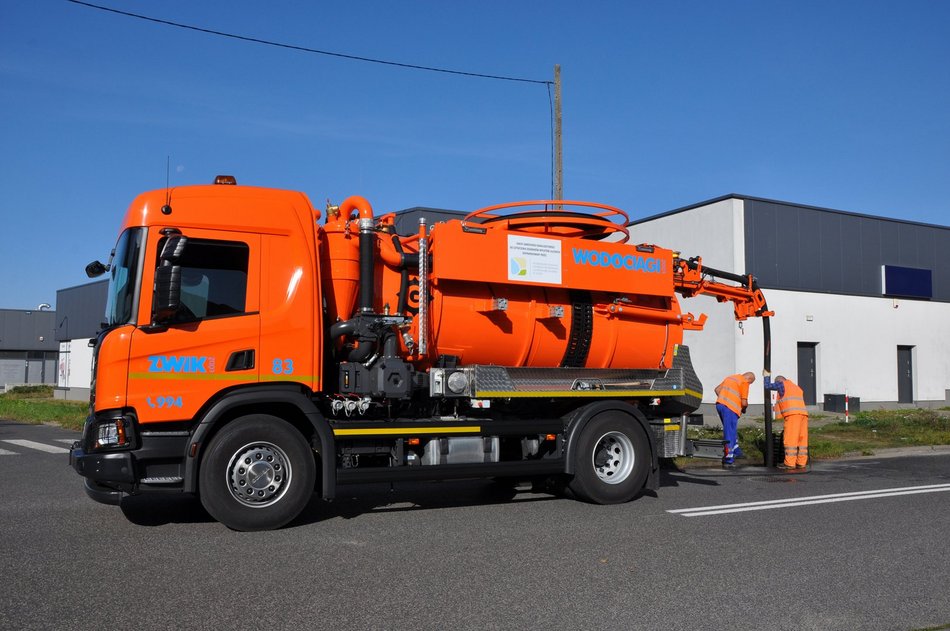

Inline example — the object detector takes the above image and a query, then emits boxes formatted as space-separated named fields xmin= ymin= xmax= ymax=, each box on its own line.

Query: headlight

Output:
xmin=89 ymin=414 xmax=135 ymax=450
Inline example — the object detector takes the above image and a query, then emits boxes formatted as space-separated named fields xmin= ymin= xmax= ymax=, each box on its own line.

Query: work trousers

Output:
xmin=782 ymin=413 xmax=809 ymax=467
xmin=716 ymin=403 xmax=740 ymax=463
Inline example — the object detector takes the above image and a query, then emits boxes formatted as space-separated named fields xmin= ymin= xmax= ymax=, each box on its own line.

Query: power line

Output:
xmin=65 ymin=0 xmax=560 ymax=198
xmin=65 ymin=0 xmax=552 ymax=86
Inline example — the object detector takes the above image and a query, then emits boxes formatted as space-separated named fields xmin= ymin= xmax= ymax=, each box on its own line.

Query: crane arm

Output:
xmin=673 ymin=256 xmax=774 ymax=321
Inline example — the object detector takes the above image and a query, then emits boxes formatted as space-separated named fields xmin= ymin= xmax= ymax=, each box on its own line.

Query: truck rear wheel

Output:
xmin=568 ymin=412 xmax=649 ymax=504
xmin=198 ymin=415 xmax=315 ymax=531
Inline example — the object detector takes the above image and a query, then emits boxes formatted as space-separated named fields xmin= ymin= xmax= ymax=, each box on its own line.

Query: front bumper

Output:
xmin=69 ymin=441 xmax=136 ymax=504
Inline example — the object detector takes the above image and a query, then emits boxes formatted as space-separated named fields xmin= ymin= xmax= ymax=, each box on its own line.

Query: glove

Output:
xmin=741 ymin=406 xmax=748 ymax=414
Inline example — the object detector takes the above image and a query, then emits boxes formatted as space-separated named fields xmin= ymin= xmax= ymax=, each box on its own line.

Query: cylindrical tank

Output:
xmin=425 ymin=283 xmax=682 ymax=370
xmin=322 ymin=200 xmax=686 ymax=371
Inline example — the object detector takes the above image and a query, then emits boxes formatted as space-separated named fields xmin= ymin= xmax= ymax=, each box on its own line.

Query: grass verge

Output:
xmin=688 ymin=408 xmax=950 ymax=462
xmin=0 ymin=386 xmax=87 ymax=432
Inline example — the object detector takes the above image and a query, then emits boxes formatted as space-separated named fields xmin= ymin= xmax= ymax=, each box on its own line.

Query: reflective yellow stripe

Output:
xmin=130 ymin=373 xmax=319 ymax=383
xmin=261 ymin=375 xmax=319 ymax=383
xmin=333 ymin=426 xmax=481 ymax=437
xmin=130 ymin=372 xmax=257 ymax=381
xmin=474 ymin=389 xmax=702 ymax=399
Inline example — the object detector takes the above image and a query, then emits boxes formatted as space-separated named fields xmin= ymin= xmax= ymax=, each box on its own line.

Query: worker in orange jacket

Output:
xmin=764 ymin=373 xmax=809 ymax=470
xmin=714 ymin=372 xmax=755 ymax=468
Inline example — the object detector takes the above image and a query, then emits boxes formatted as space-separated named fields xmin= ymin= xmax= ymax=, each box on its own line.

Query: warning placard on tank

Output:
xmin=507 ymin=235 xmax=562 ymax=284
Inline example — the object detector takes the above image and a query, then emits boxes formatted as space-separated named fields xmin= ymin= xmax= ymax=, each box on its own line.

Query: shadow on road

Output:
xmin=657 ymin=461 xmax=721 ymax=488
xmin=120 ymin=494 xmax=214 ymax=527
xmin=117 ymin=478 xmax=562 ymax=528
xmin=291 ymin=479 xmax=561 ymax=527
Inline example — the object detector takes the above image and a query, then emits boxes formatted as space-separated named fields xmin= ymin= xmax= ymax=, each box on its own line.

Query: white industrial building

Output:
xmin=54 ymin=280 xmax=108 ymax=401
xmin=628 ymin=195 xmax=950 ymax=412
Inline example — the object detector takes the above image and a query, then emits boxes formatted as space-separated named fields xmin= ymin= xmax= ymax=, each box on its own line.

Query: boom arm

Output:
xmin=673 ymin=256 xmax=774 ymax=322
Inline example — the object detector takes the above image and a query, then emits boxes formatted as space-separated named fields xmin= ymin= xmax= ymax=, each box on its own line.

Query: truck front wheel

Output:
xmin=199 ymin=415 xmax=315 ymax=531
xmin=568 ymin=412 xmax=649 ymax=504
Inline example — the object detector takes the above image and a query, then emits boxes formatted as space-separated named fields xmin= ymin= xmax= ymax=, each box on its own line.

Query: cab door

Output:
xmin=128 ymin=228 xmax=261 ymax=424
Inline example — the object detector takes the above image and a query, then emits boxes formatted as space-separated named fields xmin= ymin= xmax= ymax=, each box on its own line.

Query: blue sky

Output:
xmin=1 ymin=1 xmax=948 ymax=310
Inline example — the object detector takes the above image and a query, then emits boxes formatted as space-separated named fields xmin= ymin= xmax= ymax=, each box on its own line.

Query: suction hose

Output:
xmin=332 ymin=196 xmax=378 ymax=362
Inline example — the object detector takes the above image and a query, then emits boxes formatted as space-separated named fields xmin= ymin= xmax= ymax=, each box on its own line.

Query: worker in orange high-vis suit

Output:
xmin=714 ymin=372 xmax=756 ymax=468
xmin=764 ymin=373 xmax=809 ymax=470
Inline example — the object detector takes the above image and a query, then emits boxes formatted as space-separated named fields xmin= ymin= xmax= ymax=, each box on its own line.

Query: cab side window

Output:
xmin=158 ymin=238 xmax=250 ymax=320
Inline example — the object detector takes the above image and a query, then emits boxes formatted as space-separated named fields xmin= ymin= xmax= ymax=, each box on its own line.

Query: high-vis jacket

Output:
xmin=716 ymin=374 xmax=750 ymax=415
xmin=775 ymin=380 xmax=807 ymax=418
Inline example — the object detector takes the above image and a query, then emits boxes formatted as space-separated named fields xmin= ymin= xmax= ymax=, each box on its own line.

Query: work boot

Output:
xmin=722 ymin=460 xmax=736 ymax=470
xmin=733 ymin=448 xmax=745 ymax=459
xmin=776 ymin=463 xmax=796 ymax=471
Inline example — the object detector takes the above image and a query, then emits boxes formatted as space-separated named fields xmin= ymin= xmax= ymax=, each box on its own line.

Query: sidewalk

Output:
xmin=834 ymin=444 xmax=950 ymax=460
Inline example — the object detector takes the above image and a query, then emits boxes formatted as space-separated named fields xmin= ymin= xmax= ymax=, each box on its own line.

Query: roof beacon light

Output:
xmin=214 ymin=175 xmax=237 ymax=185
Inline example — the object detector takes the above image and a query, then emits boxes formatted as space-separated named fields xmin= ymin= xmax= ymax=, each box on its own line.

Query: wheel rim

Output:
xmin=591 ymin=431 xmax=635 ymax=484
xmin=226 ymin=441 xmax=293 ymax=507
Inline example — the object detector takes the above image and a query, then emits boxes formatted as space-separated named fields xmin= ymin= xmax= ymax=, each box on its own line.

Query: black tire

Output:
xmin=198 ymin=414 xmax=315 ymax=531
xmin=568 ymin=412 xmax=650 ymax=504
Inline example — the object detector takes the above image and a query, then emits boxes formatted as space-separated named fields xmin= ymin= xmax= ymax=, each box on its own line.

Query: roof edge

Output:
xmin=630 ymin=193 xmax=950 ymax=231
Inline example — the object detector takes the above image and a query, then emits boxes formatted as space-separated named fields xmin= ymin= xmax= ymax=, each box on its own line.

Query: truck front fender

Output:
xmin=183 ymin=384 xmax=335 ymax=499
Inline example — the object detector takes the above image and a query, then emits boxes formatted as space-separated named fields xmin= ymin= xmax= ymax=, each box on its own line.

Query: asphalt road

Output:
xmin=1 ymin=419 xmax=948 ymax=631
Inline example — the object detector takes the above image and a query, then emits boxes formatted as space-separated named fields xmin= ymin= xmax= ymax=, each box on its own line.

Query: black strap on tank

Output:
xmin=560 ymin=290 xmax=593 ymax=367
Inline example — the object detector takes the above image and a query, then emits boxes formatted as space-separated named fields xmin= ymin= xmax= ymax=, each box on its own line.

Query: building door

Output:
xmin=897 ymin=346 xmax=914 ymax=404
xmin=797 ymin=342 xmax=817 ymax=405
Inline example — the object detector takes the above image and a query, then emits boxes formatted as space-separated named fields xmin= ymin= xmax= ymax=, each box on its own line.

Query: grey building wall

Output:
xmin=0 ymin=309 xmax=58 ymax=386
xmin=393 ymin=207 xmax=466 ymax=236
xmin=743 ymin=198 xmax=950 ymax=302
xmin=0 ymin=309 xmax=57 ymax=351
xmin=55 ymin=280 xmax=109 ymax=342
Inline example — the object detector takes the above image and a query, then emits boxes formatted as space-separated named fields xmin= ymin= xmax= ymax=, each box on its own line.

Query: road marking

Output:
xmin=0 ymin=448 xmax=18 ymax=456
xmin=55 ymin=439 xmax=77 ymax=445
xmin=1 ymin=440 xmax=70 ymax=454
xmin=669 ymin=483 xmax=950 ymax=517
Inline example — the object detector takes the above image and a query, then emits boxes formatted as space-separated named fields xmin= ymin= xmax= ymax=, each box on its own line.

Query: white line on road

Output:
xmin=0 ymin=448 xmax=19 ymax=456
xmin=0 ymin=440 xmax=70 ymax=454
xmin=55 ymin=439 xmax=77 ymax=445
xmin=669 ymin=483 xmax=950 ymax=517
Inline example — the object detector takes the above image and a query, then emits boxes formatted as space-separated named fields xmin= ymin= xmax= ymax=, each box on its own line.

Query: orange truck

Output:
xmin=70 ymin=176 xmax=771 ymax=530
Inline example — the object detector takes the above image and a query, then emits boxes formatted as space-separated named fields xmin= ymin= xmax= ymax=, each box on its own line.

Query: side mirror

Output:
xmin=159 ymin=235 xmax=187 ymax=262
xmin=153 ymin=264 xmax=182 ymax=324
xmin=85 ymin=260 xmax=109 ymax=278
xmin=152 ymin=235 xmax=188 ymax=324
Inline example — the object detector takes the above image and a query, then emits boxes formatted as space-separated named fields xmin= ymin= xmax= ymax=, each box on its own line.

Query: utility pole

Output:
xmin=553 ymin=64 xmax=563 ymax=201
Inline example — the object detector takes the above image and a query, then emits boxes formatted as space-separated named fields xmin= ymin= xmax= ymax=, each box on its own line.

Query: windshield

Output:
xmin=104 ymin=228 xmax=146 ymax=327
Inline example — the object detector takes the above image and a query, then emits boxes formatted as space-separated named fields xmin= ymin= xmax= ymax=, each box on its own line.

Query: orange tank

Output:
xmin=321 ymin=199 xmax=688 ymax=371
